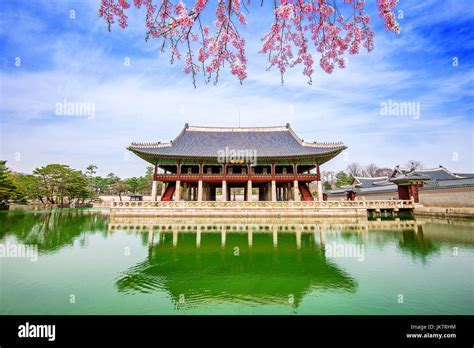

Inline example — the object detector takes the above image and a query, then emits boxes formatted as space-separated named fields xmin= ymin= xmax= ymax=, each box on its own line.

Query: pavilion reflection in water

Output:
xmin=114 ymin=230 xmax=358 ymax=308
xmin=110 ymin=216 xmax=474 ymax=309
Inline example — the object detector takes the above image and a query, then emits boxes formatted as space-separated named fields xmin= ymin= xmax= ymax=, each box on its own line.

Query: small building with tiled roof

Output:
xmin=128 ymin=123 xmax=347 ymax=202
xmin=325 ymin=165 xmax=474 ymax=206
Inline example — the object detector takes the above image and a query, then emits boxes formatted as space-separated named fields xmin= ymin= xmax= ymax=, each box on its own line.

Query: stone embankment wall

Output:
xmin=110 ymin=206 xmax=369 ymax=218
xmin=418 ymin=187 xmax=474 ymax=207
xmin=327 ymin=187 xmax=474 ymax=208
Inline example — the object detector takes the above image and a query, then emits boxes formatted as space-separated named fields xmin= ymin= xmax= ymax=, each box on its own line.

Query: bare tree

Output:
xmin=364 ymin=163 xmax=379 ymax=177
xmin=405 ymin=160 xmax=423 ymax=171
xmin=322 ymin=171 xmax=336 ymax=186
xmin=346 ymin=162 xmax=363 ymax=178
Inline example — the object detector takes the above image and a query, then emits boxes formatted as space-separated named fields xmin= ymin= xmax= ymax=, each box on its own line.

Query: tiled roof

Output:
xmin=353 ymin=176 xmax=392 ymax=188
xmin=326 ymin=185 xmax=355 ymax=195
xmin=454 ymin=172 xmax=474 ymax=179
xmin=393 ymin=166 xmax=465 ymax=181
xmin=326 ymin=181 xmax=397 ymax=195
xmin=358 ymin=185 xmax=397 ymax=194
xmin=128 ymin=124 xmax=347 ymax=161
xmin=326 ymin=165 xmax=474 ymax=195
xmin=390 ymin=172 xmax=431 ymax=184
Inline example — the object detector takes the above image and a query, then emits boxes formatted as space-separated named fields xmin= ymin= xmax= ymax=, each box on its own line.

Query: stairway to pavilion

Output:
xmin=298 ymin=183 xmax=314 ymax=201
xmin=161 ymin=182 xmax=176 ymax=201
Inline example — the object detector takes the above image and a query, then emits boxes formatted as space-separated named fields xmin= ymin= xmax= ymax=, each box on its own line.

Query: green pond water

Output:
xmin=0 ymin=209 xmax=473 ymax=315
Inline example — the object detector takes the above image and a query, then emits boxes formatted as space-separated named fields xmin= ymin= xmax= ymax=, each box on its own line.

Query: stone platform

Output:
xmin=109 ymin=200 xmax=415 ymax=218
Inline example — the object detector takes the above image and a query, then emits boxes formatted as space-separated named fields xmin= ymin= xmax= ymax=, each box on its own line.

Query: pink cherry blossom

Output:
xmin=98 ymin=0 xmax=400 ymax=86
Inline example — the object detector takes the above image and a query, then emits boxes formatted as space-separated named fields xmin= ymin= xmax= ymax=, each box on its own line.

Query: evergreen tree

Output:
xmin=0 ymin=161 xmax=18 ymax=206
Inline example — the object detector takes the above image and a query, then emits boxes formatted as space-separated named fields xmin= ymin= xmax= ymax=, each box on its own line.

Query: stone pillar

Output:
xmin=222 ymin=181 xmax=227 ymax=201
xmin=247 ymin=180 xmax=252 ymax=201
xmin=287 ymin=182 xmax=292 ymax=200
xmin=316 ymin=163 xmax=323 ymax=201
xmin=183 ymin=183 xmax=188 ymax=201
xmin=293 ymin=180 xmax=300 ymax=201
xmin=317 ymin=180 xmax=323 ymax=202
xmin=175 ymin=180 xmax=181 ymax=201
xmin=151 ymin=180 xmax=158 ymax=201
xmin=198 ymin=180 xmax=203 ymax=201
xmin=271 ymin=180 xmax=277 ymax=202
xmin=187 ymin=185 xmax=192 ymax=201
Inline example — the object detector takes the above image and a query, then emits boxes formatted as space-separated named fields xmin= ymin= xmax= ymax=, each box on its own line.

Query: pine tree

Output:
xmin=0 ymin=161 xmax=18 ymax=206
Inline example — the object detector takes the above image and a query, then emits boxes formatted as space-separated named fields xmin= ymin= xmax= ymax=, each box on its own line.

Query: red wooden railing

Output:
xmin=154 ymin=173 xmax=319 ymax=181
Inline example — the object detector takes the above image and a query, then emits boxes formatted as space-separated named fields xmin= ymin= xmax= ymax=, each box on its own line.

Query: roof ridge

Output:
xmin=415 ymin=166 xmax=464 ymax=177
xmin=302 ymin=140 xmax=345 ymax=148
xmin=130 ymin=142 xmax=172 ymax=148
xmin=186 ymin=125 xmax=289 ymax=132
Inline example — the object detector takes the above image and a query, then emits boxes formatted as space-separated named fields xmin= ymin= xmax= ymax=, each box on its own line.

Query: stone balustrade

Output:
xmin=111 ymin=199 xmax=414 ymax=209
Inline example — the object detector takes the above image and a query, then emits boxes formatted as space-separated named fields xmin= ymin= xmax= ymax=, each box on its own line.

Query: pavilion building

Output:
xmin=128 ymin=124 xmax=347 ymax=202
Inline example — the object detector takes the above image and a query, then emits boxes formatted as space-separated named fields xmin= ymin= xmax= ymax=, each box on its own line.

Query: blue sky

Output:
xmin=0 ymin=0 xmax=473 ymax=177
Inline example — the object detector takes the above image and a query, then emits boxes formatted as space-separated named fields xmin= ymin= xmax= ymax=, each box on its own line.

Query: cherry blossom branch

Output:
xmin=98 ymin=0 xmax=400 ymax=86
